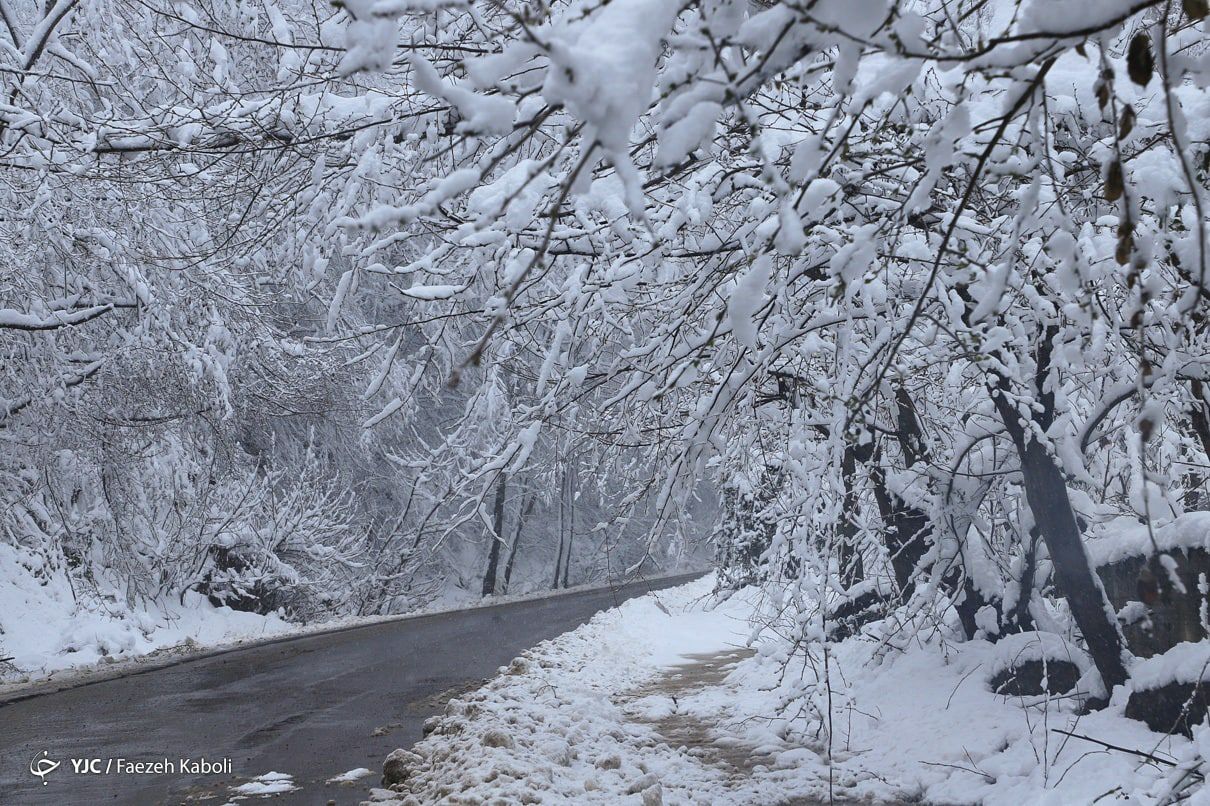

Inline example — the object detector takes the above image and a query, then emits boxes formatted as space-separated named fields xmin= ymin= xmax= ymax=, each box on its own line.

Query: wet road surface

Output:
xmin=0 ymin=573 xmax=703 ymax=805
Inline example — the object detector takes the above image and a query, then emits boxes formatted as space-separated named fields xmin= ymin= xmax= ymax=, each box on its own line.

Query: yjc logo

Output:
xmin=29 ymin=751 xmax=60 ymax=785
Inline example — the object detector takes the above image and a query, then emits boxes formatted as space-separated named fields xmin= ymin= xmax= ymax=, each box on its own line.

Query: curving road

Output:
xmin=0 ymin=574 xmax=702 ymax=805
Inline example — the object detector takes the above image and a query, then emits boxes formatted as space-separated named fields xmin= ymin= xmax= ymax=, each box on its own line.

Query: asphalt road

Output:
xmin=0 ymin=573 xmax=703 ymax=805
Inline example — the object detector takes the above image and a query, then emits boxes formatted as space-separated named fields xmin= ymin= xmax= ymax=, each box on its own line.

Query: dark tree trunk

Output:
xmin=867 ymin=461 xmax=932 ymax=597
xmin=1192 ymin=381 xmax=1210 ymax=460
xmin=1016 ymin=430 xmax=1127 ymax=691
xmin=481 ymin=472 xmax=508 ymax=597
xmin=1187 ymin=381 xmax=1210 ymax=510
xmin=882 ymin=390 xmax=940 ymax=594
xmin=991 ymin=332 xmax=1129 ymax=693
xmin=502 ymin=492 xmax=535 ymax=593
xmin=867 ymin=460 xmax=923 ymax=595
xmin=1005 ymin=528 xmax=1040 ymax=633
xmin=552 ymin=466 xmax=567 ymax=589
xmin=561 ymin=464 xmax=576 ymax=589
xmin=838 ymin=444 xmax=865 ymax=587
xmin=870 ymin=388 xmax=1000 ymax=638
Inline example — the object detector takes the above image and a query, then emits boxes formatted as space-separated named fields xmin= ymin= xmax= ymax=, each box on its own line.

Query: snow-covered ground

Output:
xmin=0 ymin=541 xmax=296 ymax=687
xmin=364 ymin=575 xmax=1199 ymax=805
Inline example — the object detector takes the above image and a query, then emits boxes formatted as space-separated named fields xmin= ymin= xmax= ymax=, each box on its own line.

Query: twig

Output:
xmin=1050 ymin=729 xmax=1186 ymax=772
xmin=945 ymin=662 xmax=982 ymax=709
xmin=919 ymin=760 xmax=995 ymax=783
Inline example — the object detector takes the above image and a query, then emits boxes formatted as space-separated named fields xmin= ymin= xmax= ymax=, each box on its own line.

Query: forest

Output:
xmin=2 ymin=0 xmax=1210 ymax=801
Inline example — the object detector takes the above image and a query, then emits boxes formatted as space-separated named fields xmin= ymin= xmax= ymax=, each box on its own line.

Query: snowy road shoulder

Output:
xmin=363 ymin=574 xmax=753 ymax=805
xmin=365 ymin=577 xmax=1201 ymax=806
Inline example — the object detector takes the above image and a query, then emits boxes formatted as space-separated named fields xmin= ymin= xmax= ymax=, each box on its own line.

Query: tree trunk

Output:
xmin=881 ymin=389 xmax=940 ymax=594
xmin=552 ymin=465 xmax=567 ymax=589
xmin=561 ymin=463 xmax=576 ymax=589
xmin=502 ymin=492 xmax=536 ymax=593
xmin=992 ymin=364 xmax=1129 ymax=692
xmin=1020 ymin=433 xmax=1127 ymax=691
xmin=1192 ymin=381 xmax=1210 ymax=460
xmin=866 ymin=459 xmax=928 ymax=595
xmin=481 ymin=472 xmax=507 ymax=597
xmin=838 ymin=444 xmax=865 ymax=587
xmin=1187 ymin=381 xmax=1210 ymax=510
xmin=866 ymin=389 xmax=1000 ymax=639
xmin=1005 ymin=528 xmax=1040 ymax=633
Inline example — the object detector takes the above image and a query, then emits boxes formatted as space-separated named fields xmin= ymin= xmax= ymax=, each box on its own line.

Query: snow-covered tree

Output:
xmin=4 ymin=0 xmax=1209 ymax=722
xmin=321 ymin=0 xmax=1210 ymax=702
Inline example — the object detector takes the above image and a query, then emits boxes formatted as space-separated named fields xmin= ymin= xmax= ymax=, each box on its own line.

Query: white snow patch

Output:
xmin=327 ymin=767 xmax=374 ymax=783
xmin=1085 ymin=512 xmax=1210 ymax=567
xmin=1131 ymin=641 xmax=1210 ymax=691
xmin=984 ymin=629 xmax=1093 ymax=679
xmin=232 ymin=771 xmax=297 ymax=795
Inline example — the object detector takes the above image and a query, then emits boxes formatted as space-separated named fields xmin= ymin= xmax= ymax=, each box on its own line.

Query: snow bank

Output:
xmin=698 ymin=627 xmax=1158 ymax=805
xmin=231 ymin=771 xmax=297 ymax=795
xmin=0 ymin=541 xmax=290 ymax=683
xmin=328 ymin=767 xmax=374 ymax=784
xmin=370 ymin=577 xmax=1199 ymax=805
xmin=366 ymin=576 xmax=749 ymax=804
xmin=984 ymin=629 xmax=1093 ymax=680
xmin=1131 ymin=641 xmax=1210 ymax=691
xmin=1085 ymin=512 xmax=1210 ymax=568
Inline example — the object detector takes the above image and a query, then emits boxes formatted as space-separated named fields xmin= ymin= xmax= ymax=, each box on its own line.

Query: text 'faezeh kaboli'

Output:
xmin=80 ymin=757 xmax=233 ymax=775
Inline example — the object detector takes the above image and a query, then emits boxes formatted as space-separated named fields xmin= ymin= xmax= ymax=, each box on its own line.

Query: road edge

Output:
xmin=0 ymin=570 xmax=708 ymax=707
